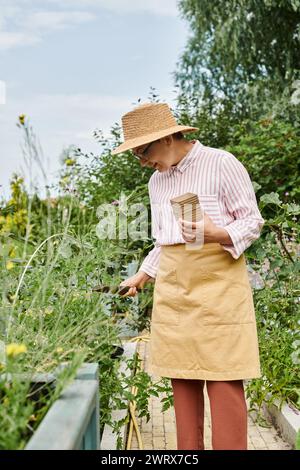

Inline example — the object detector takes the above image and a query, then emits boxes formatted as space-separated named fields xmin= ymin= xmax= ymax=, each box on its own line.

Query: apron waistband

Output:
xmin=161 ymin=242 xmax=223 ymax=251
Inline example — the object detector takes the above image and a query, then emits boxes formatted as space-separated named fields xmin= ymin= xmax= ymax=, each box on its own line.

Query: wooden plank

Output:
xmin=0 ymin=371 xmax=56 ymax=384
xmin=75 ymin=362 xmax=99 ymax=381
xmin=0 ymin=362 xmax=98 ymax=384
xmin=263 ymin=399 xmax=300 ymax=448
xmin=25 ymin=379 xmax=98 ymax=450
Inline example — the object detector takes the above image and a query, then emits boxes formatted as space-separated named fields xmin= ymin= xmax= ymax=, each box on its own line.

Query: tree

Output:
xmin=174 ymin=0 xmax=300 ymax=120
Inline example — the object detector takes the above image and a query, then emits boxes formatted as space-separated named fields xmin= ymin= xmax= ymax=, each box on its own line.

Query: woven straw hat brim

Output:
xmin=111 ymin=124 xmax=199 ymax=155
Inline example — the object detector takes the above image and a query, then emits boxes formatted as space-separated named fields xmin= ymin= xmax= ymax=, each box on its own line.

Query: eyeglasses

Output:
xmin=132 ymin=140 xmax=156 ymax=160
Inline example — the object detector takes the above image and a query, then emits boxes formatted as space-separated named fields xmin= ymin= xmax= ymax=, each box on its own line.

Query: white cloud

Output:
xmin=0 ymin=31 xmax=39 ymax=50
xmin=0 ymin=1 xmax=96 ymax=51
xmin=46 ymin=0 xmax=179 ymax=17
xmin=0 ymin=0 xmax=183 ymax=197
xmin=0 ymin=0 xmax=180 ymax=51
xmin=22 ymin=11 xmax=96 ymax=32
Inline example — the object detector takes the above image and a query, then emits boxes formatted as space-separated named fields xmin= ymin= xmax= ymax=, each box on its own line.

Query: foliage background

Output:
xmin=0 ymin=0 xmax=299 ymax=449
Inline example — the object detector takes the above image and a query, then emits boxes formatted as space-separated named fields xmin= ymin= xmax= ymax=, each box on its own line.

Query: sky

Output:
xmin=0 ymin=0 xmax=191 ymax=200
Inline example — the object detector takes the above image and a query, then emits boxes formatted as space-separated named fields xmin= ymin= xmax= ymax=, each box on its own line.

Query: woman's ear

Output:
xmin=161 ymin=135 xmax=172 ymax=147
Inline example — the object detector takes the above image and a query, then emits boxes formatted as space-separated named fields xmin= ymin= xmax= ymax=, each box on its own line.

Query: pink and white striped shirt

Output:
xmin=139 ymin=139 xmax=265 ymax=278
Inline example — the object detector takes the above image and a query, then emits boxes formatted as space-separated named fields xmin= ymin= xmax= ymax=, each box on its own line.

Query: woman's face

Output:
xmin=132 ymin=136 xmax=180 ymax=172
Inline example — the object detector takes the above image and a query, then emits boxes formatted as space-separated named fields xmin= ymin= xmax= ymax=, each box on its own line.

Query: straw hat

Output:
xmin=111 ymin=102 xmax=199 ymax=155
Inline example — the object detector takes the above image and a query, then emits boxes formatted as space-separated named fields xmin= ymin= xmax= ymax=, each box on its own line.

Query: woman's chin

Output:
xmin=155 ymin=163 xmax=167 ymax=172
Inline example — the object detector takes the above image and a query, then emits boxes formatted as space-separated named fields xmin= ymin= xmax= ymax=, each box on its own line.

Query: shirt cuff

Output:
xmin=138 ymin=263 xmax=158 ymax=279
xmin=220 ymin=224 xmax=243 ymax=259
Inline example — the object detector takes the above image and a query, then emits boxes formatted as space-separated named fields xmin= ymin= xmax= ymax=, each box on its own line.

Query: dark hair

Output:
xmin=156 ymin=131 xmax=185 ymax=146
xmin=172 ymin=131 xmax=184 ymax=140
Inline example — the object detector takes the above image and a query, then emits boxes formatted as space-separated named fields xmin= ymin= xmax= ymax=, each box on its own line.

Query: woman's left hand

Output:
xmin=178 ymin=212 xmax=220 ymax=244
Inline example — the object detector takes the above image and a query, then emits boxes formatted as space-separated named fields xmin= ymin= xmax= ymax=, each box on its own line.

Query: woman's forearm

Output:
xmin=209 ymin=226 xmax=233 ymax=245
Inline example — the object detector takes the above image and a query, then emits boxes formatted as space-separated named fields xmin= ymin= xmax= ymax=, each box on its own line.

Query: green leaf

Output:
xmin=260 ymin=192 xmax=282 ymax=206
xmin=285 ymin=203 xmax=300 ymax=215
xmin=58 ymin=242 xmax=72 ymax=259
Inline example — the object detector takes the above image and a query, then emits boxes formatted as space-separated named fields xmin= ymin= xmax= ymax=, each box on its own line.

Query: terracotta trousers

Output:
xmin=171 ymin=378 xmax=248 ymax=450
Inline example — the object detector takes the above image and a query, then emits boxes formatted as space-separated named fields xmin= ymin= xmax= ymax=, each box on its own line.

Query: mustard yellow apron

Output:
xmin=148 ymin=242 xmax=262 ymax=380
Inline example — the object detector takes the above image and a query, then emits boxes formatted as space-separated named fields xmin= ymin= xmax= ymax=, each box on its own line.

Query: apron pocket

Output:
xmin=151 ymin=267 xmax=180 ymax=325
xmin=200 ymin=272 xmax=254 ymax=325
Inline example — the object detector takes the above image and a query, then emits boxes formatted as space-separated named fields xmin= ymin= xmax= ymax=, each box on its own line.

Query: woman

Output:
xmin=111 ymin=102 xmax=265 ymax=450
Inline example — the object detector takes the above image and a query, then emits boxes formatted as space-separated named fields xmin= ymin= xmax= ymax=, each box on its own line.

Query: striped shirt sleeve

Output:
xmin=220 ymin=153 xmax=265 ymax=259
xmin=139 ymin=176 xmax=161 ymax=278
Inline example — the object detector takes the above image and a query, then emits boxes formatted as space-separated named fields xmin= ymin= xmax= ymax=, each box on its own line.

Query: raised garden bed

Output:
xmin=263 ymin=397 xmax=300 ymax=449
xmin=24 ymin=363 xmax=100 ymax=450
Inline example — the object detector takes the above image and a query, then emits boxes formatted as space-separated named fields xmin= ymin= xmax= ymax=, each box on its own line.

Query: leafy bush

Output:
xmin=244 ymin=191 xmax=300 ymax=416
xmin=226 ymin=117 xmax=300 ymax=203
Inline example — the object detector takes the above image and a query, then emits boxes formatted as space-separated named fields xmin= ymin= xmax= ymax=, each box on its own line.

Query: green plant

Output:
xmin=102 ymin=349 xmax=173 ymax=450
xmin=226 ymin=118 xmax=300 ymax=204
xmin=244 ymin=192 xmax=300 ymax=419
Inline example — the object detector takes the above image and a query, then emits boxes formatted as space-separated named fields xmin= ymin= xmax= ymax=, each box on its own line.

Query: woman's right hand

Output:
xmin=119 ymin=270 xmax=154 ymax=297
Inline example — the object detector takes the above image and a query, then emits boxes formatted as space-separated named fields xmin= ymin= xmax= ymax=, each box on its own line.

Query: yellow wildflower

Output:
xmin=6 ymin=343 xmax=27 ymax=358
xmin=55 ymin=347 xmax=63 ymax=354
xmin=65 ymin=158 xmax=75 ymax=166
xmin=6 ymin=260 xmax=14 ymax=270
xmin=60 ymin=176 xmax=70 ymax=185
xmin=19 ymin=114 xmax=26 ymax=125
xmin=8 ymin=246 xmax=16 ymax=257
